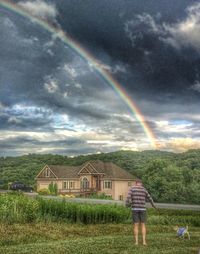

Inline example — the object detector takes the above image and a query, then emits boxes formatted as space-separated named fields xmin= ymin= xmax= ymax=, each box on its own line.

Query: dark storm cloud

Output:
xmin=0 ymin=135 xmax=89 ymax=156
xmin=0 ymin=14 xmax=122 ymax=124
xmin=55 ymin=0 xmax=200 ymax=102
xmin=0 ymin=113 xmax=52 ymax=131
xmin=1 ymin=0 xmax=200 ymax=155
xmin=0 ymin=15 xmax=73 ymax=107
xmin=0 ymin=136 xmax=86 ymax=149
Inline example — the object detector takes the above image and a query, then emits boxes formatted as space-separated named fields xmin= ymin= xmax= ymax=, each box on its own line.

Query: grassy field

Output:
xmin=0 ymin=193 xmax=199 ymax=253
xmin=0 ymin=223 xmax=199 ymax=254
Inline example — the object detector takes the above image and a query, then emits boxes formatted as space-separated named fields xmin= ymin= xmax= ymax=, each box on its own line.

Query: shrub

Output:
xmin=89 ymin=193 xmax=113 ymax=200
xmin=0 ymin=192 xmax=39 ymax=223
xmin=38 ymin=188 xmax=50 ymax=195
xmin=48 ymin=182 xmax=58 ymax=195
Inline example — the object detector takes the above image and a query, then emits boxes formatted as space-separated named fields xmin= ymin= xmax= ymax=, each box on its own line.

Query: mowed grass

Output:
xmin=0 ymin=223 xmax=199 ymax=254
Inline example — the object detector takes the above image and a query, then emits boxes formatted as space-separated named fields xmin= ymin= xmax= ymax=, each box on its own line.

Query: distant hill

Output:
xmin=0 ymin=149 xmax=199 ymax=204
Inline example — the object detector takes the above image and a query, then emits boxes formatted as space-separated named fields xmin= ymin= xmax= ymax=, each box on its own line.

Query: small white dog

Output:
xmin=174 ymin=226 xmax=190 ymax=240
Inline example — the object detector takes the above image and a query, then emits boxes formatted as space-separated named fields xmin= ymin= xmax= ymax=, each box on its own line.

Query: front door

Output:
xmin=95 ymin=176 xmax=101 ymax=190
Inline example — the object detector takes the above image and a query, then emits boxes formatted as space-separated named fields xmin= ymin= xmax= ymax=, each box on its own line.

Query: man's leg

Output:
xmin=141 ymin=223 xmax=147 ymax=245
xmin=134 ymin=223 xmax=139 ymax=245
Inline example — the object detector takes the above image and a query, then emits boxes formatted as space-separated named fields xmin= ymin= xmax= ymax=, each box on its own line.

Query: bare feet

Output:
xmin=135 ymin=242 xmax=138 ymax=246
xmin=143 ymin=242 xmax=147 ymax=246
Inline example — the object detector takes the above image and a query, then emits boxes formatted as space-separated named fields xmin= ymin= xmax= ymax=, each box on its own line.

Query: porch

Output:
xmin=59 ymin=188 xmax=98 ymax=196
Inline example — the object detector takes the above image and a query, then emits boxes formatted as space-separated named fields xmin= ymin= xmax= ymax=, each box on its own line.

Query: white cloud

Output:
xmin=74 ymin=83 xmax=82 ymax=89
xmin=124 ymin=13 xmax=161 ymax=46
xmin=63 ymin=92 xmax=68 ymax=98
xmin=155 ymin=119 xmax=193 ymax=135
xmin=18 ymin=0 xmax=57 ymax=20
xmin=3 ymin=17 xmax=16 ymax=30
xmin=125 ymin=3 xmax=200 ymax=52
xmin=63 ymin=64 xmax=78 ymax=78
xmin=7 ymin=116 xmax=22 ymax=124
xmin=112 ymin=64 xmax=126 ymax=74
xmin=44 ymin=79 xmax=58 ymax=93
xmin=46 ymin=49 xmax=54 ymax=56
xmin=88 ymin=61 xmax=126 ymax=74
xmin=6 ymin=104 xmax=53 ymax=120
xmin=136 ymin=13 xmax=160 ymax=33
xmin=162 ymin=3 xmax=200 ymax=50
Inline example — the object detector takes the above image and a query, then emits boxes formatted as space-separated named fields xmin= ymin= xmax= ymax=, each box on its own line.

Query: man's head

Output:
xmin=134 ymin=178 xmax=143 ymax=186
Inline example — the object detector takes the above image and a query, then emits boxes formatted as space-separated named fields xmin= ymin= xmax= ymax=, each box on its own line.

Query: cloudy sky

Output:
xmin=1 ymin=0 xmax=200 ymax=156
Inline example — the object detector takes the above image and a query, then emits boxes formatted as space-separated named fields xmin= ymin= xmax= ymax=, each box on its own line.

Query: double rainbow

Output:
xmin=0 ymin=0 xmax=157 ymax=149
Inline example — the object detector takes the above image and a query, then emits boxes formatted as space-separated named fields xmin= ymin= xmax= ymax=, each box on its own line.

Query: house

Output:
xmin=36 ymin=160 xmax=134 ymax=200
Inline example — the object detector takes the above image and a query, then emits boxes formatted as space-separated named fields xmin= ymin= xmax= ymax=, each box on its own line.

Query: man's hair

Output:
xmin=135 ymin=178 xmax=142 ymax=184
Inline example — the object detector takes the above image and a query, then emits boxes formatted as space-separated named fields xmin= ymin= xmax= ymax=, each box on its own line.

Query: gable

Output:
xmin=36 ymin=161 xmax=134 ymax=180
xmin=36 ymin=165 xmax=58 ymax=179
xmin=78 ymin=162 xmax=100 ymax=175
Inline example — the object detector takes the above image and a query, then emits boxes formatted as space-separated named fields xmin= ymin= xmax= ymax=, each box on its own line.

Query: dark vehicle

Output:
xmin=0 ymin=180 xmax=5 ymax=189
xmin=10 ymin=182 xmax=33 ymax=192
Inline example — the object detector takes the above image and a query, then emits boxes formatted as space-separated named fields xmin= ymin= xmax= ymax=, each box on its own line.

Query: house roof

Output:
xmin=46 ymin=165 xmax=82 ymax=178
xmin=38 ymin=160 xmax=134 ymax=180
xmin=89 ymin=160 xmax=134 ymax=180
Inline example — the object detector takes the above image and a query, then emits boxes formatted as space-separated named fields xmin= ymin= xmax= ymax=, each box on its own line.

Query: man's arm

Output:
xmin=145 ymin=190 xmax=156 ymax=209
xmin=125 ymin=188 xmax=132 ymax=207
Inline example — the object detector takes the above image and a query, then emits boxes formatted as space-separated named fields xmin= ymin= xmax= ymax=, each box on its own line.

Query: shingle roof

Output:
xmin=89 ymin=160 xmax=134 ymax=180
xmin=47 ymin=165 xmax=81 ymax=178
xmin=41 ymin=160 xmax=134 ymax=180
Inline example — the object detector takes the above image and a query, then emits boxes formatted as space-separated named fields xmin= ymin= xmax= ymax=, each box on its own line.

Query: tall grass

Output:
xmin=0 ymin=193 xmax=129 ymax=224
xmin=37 ymin=197 xmax=129 ymax=224
xmin=0 ymin=193 xmax=199 ymax=226
xmin=147 ymin=208 xmax=200 ymax=227
xmin=0 ymin=192 xmax=39 ymax=223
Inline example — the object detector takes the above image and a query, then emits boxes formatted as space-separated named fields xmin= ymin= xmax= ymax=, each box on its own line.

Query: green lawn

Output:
xmin=0 ymin=223 xmax=199 ymax=254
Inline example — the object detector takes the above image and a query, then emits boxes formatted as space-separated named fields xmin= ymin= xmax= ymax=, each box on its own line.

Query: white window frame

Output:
xmin=45 ymin=168 xmax=50 ymax=177
xmin=81 ymin=177 xmax=90 ymax=189
xmin=63 ymin=181 xmax=75 ymax=190
xmin=103 ymin=180 xmax=112 ymax=189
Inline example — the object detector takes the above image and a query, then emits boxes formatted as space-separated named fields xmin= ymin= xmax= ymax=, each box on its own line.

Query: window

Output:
xmin=44 ymin=168 xmax=50 ymax=177
xmin=103 ymin=181 xmax=112 ymax=189
xmin=70 ymin=181 xmax=75 ymax=189
xmin=63 ymin=181 xmax=75 ymax=189
xmin=119 ymin=195 xmax=123 ymax=201
xmin=63 ymin=181 xmax=68 ymax=189
xmin=81 ymin=177 xmax=89 ymax=190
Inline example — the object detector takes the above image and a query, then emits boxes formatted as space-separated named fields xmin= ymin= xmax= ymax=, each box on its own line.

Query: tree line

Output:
xmin=0 ymin=149 xmax=199 ymax=204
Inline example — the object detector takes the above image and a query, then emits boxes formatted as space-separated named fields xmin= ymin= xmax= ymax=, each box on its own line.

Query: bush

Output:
xmin=0 ymin=192 xmax=39 ymax=223
xmin=48 ymin=182 xmax=58 ymax=195
xmin=38 ymin=188 xmax=50 ymax=195
xmin=81 ymin=193 xmax=113 ymax=200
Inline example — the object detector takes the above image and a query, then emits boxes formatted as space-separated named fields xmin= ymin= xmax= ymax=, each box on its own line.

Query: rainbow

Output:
xmin=0 ymin=0 xmax=157 ymax=149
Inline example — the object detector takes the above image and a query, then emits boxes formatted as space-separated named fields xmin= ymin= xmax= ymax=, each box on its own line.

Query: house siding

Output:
xmin=113 ymin=180 xmax=133 ymax=200
xmin=36 ymin=162 xmax=134 ymax=200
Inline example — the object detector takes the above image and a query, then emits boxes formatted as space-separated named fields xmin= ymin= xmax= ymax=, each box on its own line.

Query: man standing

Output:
xmin=125 ymin=178 xmax=156 ymax=246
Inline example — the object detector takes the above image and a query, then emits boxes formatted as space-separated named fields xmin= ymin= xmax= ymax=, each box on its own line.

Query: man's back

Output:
xmin=126 ymin=185 xmax=155 ymax=210
xmin=125 ymin=180 xmax=156 ymax=246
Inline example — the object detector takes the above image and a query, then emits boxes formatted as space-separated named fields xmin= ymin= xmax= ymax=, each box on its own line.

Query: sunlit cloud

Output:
xmin=18 ymin=0 xmax=57 ymax=20
xmin=125 ymin=2 xmax=200 ymax=52
xmin=157 ymin=138 xmax=200 ymax=152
